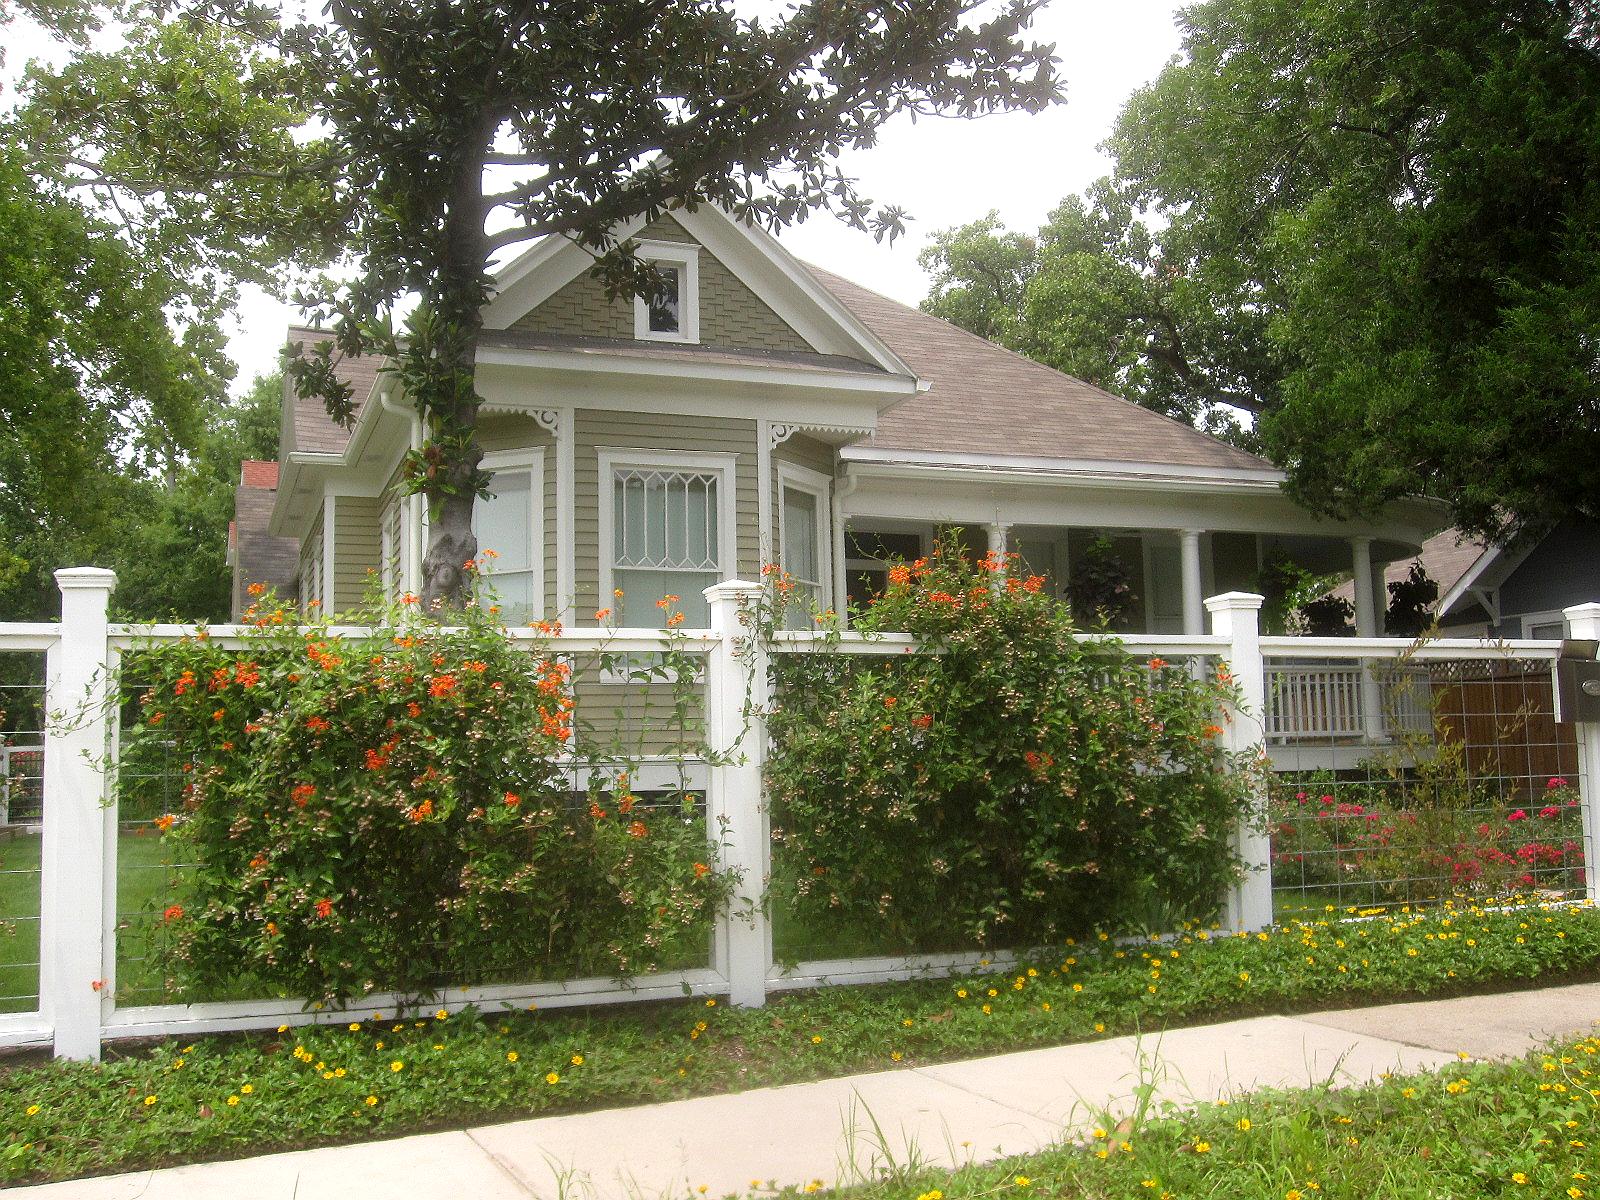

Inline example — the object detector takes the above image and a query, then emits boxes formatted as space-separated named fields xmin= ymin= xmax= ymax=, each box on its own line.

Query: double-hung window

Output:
xmin=632 ymin=242 xmax=700 ymax=344
xmin=472 ymin=449 xmax=545 ymax=624
xmin=777 ymin=463 xmax=831 ymax=628
xmin=601 ymin=450 xmax=735 ymax=628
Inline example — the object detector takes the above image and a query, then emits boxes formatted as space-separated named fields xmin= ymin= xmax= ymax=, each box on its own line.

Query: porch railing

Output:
xmin=1265 ymin=662 xmax=1434 ymax=743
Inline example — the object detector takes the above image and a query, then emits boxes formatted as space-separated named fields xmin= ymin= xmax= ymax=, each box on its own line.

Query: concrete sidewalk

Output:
xmin=15 ymin=982 xmax=1599 ymax=1200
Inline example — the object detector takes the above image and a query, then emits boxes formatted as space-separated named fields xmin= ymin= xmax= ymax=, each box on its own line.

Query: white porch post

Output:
xmin=1350 ymin=537 xmax=1387 ymax=742
xmin=703 ymin=580 xmax=770 ymax=1007
xmin=1180 ymin=528 xmax=1206 ymax=636
xmin=1562 ymin=603 xmax=1600 ymax=904
xmin=985 ymin=522 xmax=1010 ymax=559
xmin=1206 ymin=591 xmax=1273 ymax=932
xmin=41 ymin=568 xmax=116 ymax=1061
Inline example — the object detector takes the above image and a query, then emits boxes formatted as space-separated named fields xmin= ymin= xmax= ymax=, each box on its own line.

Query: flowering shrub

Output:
xmin=119 ymin=588 xmax=732 ymax=1004
xmin=1271 ymin=771 xmax=1587 ymax=902
xmin=766 ymin=538 xmax=1257 ymax=955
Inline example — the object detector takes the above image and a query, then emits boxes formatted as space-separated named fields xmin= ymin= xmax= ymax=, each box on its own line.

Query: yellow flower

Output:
xmin=24 ymin=1105 xmax=40 ymax=1116
xmin=982 ymin=1004 xmax=993 ymax=1014
xmin=277 ymin=1024 xmax=289 ymax=1033
xmin=507 ymin=1051 xmax=519 ymax=1063
xmin=142 ymin=1095 xmax=157 ymax=1107
xmin=241 ymin=1084 xmax=253 ymax=1094
xmin=1237 ymin=1117 xmax=1252 ymax=1131
xmin=390 ymin=1060 xmax=405 ymax=1072
xmin=956 ymin=989 xmax=968 ymax=998
xmin=226 ymin=1095 xmax=240 ymax=1107
xmin=570 ymin=1054 xmax=584 ymax=1066
xmin=1193 ymin=1141 xmax=1210 ymax=1153
xmin=545 ymin=1072 xmax=560 ymax=1085
xmin=890 ymin=1051 xmax=903 ymax=1062
xmin=1287 ymin=1192 xmax=1303 ymax=1200
xmin=1512 ymin=1174 xmax=1529 ymax=1185
xmin=916 ymin=1191 xmax=943 ymax=1200
xmin=435 ymin=1008 xmax=448 ymax=1020
xmin=1238 ymin=971 xmax=1250 ymax=982
xmin=348 ymin=1022 xmax=362 ymax=1031
xmin=902 ymin=1018 xmax=914 ymax=1027
xmin=1014 ymin=1176 xmax=1031 ymax=1188
xmin=1094 ymin=1022 xmax=1105 ymax=1033
xmin=811 ymin=1035 xmax=823 ymax=1044
xmin=365 ymin=1095 xmax=378 ymax=1107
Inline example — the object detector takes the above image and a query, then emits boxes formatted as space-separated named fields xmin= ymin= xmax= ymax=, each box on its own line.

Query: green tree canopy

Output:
xmin=25 ymin=0 xmax=1064 ymax=606
xmin=922 ymin=0 xmax=1600 ymax=538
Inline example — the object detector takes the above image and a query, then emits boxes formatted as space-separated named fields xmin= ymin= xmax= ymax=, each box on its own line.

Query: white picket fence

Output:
xmin=3 ymin=569 xmax=1598 ymax=1061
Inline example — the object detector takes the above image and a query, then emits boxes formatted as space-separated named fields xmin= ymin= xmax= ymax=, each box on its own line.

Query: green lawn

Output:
xmin=1 ymin=902 xmax=1597 ymax=1185
xmin=0 ymin=830 xmax=188 ymax=1013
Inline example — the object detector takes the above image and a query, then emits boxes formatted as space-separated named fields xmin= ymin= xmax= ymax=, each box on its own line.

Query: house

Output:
xmin=1432 ymin=521 xmax=1600 ymax=640
xmin=232 ymin=204 xmax=1440 ymax=646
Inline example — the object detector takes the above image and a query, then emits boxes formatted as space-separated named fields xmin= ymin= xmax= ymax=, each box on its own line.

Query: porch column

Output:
xmin=1350 ymin=537 xmax=1377 ymax=636
xmin=1350 ymin=537 xmax=1387 ymax=742
xmin=1180 ymin=528 xmax=1206 ymax=635
xmin=985 ymin=521 xmax=1010 ymax=559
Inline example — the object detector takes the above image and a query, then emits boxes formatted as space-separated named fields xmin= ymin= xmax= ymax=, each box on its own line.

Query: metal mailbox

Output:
xmin=1554 ymin=638 xmax=1600 ymax=723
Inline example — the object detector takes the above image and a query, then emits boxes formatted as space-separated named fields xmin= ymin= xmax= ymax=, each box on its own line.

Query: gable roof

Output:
xmin=231 ymin=460 xmax=300 ymax=614
xmin=806 ymin=267 xmax=1275 ymax=475
xmin=283 ymin=327 xmax=384 ymax=458
xmin=1331 ymin=526 xmax=1489 ymax=609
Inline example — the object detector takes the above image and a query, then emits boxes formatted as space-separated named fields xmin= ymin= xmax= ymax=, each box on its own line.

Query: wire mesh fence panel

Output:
xmin=108 ymin=636 xmax=722 ymax=1011
xmin=0 ymin=652 xmax=46 ymax=1013
xmin=1266 ymin=653 xmax=1584 ymax=921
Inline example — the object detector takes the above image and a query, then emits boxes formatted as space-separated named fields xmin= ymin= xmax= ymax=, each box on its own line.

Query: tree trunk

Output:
xmin=418 ymin=114 xmax=496 ymax=612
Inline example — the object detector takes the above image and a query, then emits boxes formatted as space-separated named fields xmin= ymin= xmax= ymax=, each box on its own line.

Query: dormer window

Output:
xmin=633 ymin=241 xmax=699 ymax=343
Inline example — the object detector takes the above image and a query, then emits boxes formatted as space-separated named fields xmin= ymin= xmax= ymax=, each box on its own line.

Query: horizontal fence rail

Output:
xmin=6 ymin=572 xmax=1598 ymax=1060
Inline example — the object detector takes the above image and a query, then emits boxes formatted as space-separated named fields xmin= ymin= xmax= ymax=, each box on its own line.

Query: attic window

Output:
xmin=633 ymin=241 xmax=699 ymax=344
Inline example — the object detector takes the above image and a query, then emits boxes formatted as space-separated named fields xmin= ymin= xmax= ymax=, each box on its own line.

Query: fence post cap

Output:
xmin=54 ymin=567 xmax=118 ymax=592
xmin=1203 ymin=591 xmax=1265 ymax=613
xmin=1562 ymin=602 xmax=1600 ymax=621
xmin=702 ymin=579 xmax=762 ymax=602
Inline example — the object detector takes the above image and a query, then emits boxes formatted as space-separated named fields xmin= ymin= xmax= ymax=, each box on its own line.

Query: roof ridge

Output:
xmin=800 ymin=261 xmax=1273 ymax=471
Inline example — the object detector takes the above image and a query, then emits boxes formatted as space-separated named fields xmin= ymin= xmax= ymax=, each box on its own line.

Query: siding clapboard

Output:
xmin=333 ymin=496 xmax=383 ymax=611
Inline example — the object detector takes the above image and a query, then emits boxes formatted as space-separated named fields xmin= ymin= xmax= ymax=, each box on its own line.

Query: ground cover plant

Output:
xmin=2 ymin=902 xmax=1597 ymax=1184
xmin=778 ymin=1031 xmax=1600 ymax=1200
xmin=767 ymin=540 xmax=1257 ymax=959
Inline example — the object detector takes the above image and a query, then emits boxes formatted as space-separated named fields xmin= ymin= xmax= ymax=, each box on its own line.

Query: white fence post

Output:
xmin=1205 ymin=591 xmax=1274 ymax=931
xmin=704 ymin=580 xmax=770 ymax=1007
xmin=40 ymin=567 xmax=116 ymax=1060
xmin=1562 ymin=603 xmax=1600 ymax=905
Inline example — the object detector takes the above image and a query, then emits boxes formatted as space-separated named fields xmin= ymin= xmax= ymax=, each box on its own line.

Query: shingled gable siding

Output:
xmin=511 ymin=215 xmax=818 ymax=355
xmin=333 ymin=496 xmax=383 ymax=611
xmin=573 ymin=408 xmax=759 ymax=625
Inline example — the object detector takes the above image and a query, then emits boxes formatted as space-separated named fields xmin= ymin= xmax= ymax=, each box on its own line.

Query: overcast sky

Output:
xmin=7 ymin=1 xmax=1188 ymax=390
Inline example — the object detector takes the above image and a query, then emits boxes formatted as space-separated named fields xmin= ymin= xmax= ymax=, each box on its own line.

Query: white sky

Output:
xmin=6 ymin=1 xmax=1186 ymax=391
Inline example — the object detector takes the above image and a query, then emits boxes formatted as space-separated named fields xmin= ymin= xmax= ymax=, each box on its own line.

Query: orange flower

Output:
xmin=429 ymin=674 xmax=459 ymax=699
xmin=247 ymin=582 xmax=266 ymax=597
xmin=655 ymin=594 xmax=680 ymax=609
xmin=291 ymin=783 xmax=317 ymax=807
xmin=162 ymin=904 xmax=184 ymax=923
xmin=693 ymin=862 xmax=711 ymax=878
xmin=618 ymin=794 xmax=635 ymax=815
xmin=504 ymin=791 xmax=522 ymax=808
xmin=313 ymin=898 xmax=334 ymax=919
xmin=594 ymin=608 xmax=612 ymax=621
xmin=305 ymin=715 xmax=331 ymax=733
xmin=666 ymin=611 xmax=686 ymax=627
xmin=911 ymin=714 xmax=933 ymax=730
xmin=1148 ymin=657 xmax=1168 ymax=670
xmin=407 ymin=799 xmax=434 ymax=823
xmin=407 ymin=701 xmax=422 ymax=718
xmin=887 ymin=564 xmax=911 ymax=587
xmin=628 ymin=820 xmax=648 ymax=838
xmin=154 ymin=813 xmax=176 ymax=832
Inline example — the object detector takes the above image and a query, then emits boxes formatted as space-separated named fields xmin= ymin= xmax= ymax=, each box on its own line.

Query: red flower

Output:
xmin=911 ymin=714 xmax=933 ymax=730
xmin=313 ymin=898 xmax=334 ymax=919
xmin=693 ymin=862 xmax=710 ymax=878
xmin=504 ymin=791 xmax=522 ymax=808
xmin=291 ymin=783 xmax=316 ymax=808
xmin=305 ymin=715 xmax=331 ymax=733
xmin=429 ymin=674 xmax=459 ymax=699
xmin=162 ymin=904 xmax=184 ymax=923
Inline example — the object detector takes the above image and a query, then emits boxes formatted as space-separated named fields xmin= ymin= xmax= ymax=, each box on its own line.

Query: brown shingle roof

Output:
xmin=232 ymin=462 xmax=300 ymax=618
xmin=806 ymin=266 xmax=1274 ymax=473
xmin=1332 ymin=527 xmax=1489 ymax=606
xmin=285 ymin=327 xmax=384 ymax=456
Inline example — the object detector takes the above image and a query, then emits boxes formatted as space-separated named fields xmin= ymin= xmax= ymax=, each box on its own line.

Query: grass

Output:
xmin=1 ymin=901 xmax=1598 ymax=1185
xmin=786 ymin=1033 xmax=1600 ymax=1200
xmin=0 ymin=830 xmax=191 ymax=1013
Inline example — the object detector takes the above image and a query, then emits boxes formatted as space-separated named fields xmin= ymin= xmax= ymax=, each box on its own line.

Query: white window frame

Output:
xmin=299 ymin=532 xmax=324 ymax=615
xmin=632 ymin=240 xmax=700 ymax=344
xmin=597 ymin=447 xmax=737 ymax=630
xmin=473 ymin=447 xmax=547 ymax=623
xmin=1520 ymin=609 xmax=1568 ymax=640
xmin=776 ymin=461 xmax=833 ymax=616
xmin=379 ymin=490 xmax=404 ymax=600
